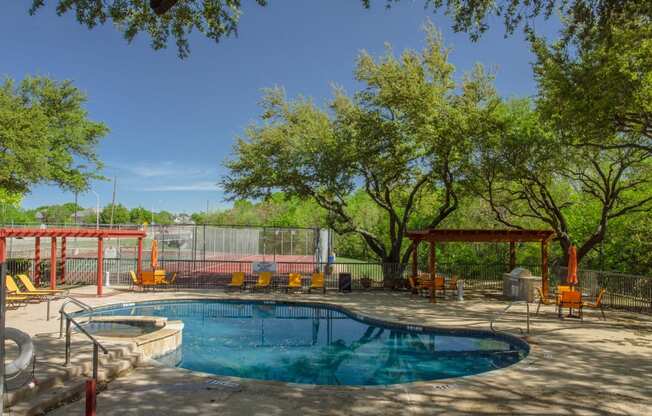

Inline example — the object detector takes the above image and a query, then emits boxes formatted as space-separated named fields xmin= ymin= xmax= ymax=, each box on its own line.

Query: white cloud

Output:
xmin=107 ymin=161 xmax=213 ymax=179
xmin=141 ymin=181 xmax=220 ymax=192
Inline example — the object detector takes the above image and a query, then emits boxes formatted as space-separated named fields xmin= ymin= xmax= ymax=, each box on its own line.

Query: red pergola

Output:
xmin=0 ymin=227 xmax=147 ymax=297
xmin=406 ymin=229 xmax=556 ymax=303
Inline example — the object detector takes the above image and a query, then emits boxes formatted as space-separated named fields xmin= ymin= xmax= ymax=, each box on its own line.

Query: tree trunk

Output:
xmin=381 ymin=252 xmax=406 ymax=289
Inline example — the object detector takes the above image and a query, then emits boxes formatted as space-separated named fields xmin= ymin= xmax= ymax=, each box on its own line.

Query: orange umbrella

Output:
xmin=567 ymin=245 xmax=578 ymax=286
xmin=151 ymin=240 xmax=159 ymax=270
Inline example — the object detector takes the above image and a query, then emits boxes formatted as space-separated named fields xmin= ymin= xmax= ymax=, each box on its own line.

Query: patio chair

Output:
xmin=6 ymin=294 xmax=28 ymax=309
xmin=558 ymin=290 xmax=583 ymax=320
xmin=448 ymin=275 xmax=458 ymax=291
xmin=535 ymin=287 xmax=555 ymax=314
xmin=583 ymin=288 xmax=606 ymax=320
xmin=17 ymin=274 xmax=67 ymax=295
xmin=5 ymin=275 xmax=47 ymax=302
xmin=227 ymin=272 xmax=245 ymax=291
xmin=309 ymin=272 xmax=325 ymax=294
xmin=285 ymin=273 xmax=303 ymax=293
xmin=252 ymin=272 xmax=273 ymax=292
xmin=160 ymin=272 xmax=178 ymax=285
xmin=129 ymin=271 xmax=142 ymax=291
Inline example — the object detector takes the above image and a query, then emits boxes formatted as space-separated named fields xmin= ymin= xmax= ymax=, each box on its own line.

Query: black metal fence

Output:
xmin=553 ymin=266 xmax=652 ymax=313
xmin=7 ymin=256 xmax=652 ymax=314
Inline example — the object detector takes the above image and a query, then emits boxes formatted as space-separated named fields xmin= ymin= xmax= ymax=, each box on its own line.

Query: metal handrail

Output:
xmin=490 ymin=300 xmax=530 ymax=335
xmin=58 ymin=297 xmax=95 ymax=338
xmin=60 ymin=309 xmax=108 ymax=381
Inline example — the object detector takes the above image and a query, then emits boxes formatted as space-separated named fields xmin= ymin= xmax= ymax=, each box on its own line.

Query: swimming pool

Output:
xmin=83 ymin=300 xmax=529 ymax=386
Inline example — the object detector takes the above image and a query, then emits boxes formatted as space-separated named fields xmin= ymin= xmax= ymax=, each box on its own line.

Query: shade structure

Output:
xmin=151 ymin=240 xmax=159 ymax=269
xmin=567 ymin=245 xmax=578 ymax=286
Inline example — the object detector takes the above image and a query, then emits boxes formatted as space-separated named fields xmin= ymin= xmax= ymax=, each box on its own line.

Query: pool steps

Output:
xmin=6 ymin=340 xmax=141 ymax=415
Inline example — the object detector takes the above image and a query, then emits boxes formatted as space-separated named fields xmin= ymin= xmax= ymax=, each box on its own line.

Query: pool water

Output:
xmin=88 ymin=300 xmax=528 ymax=386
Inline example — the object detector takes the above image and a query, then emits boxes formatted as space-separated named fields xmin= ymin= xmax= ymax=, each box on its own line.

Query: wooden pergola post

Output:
xmin=137 ymin=237 xmax=143 ymax=279
xmin=34 ymin=237 xmax=41 ymax=286
xmin=541 ymin=239 xmax=549 ymax=298
xmin=429 ymin=240 xmax=436 ymax=304
xmin=509 ymin=241 xmax=516 ymax=271
xmin=61 ymin=237 xmax=67 ymax=285
xmin=97 ymin=237 xmax=104 ymax=297
xmin=50 ymin=237 xmax=57 ymax=290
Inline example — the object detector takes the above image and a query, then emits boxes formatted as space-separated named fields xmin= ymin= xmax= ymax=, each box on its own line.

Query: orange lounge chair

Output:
xmin=253 ymin=272 xmax=273 ymax=292
xmin=558 ymin=290 xmax=583 ymax=320
xmin=286 ymin=273 xmax=303 ymax=293
xmin=583 ymin=288 xmax=606 ymax=320
xmin=309 ymin=272 xmax=325 ymax=293
xmin=227 ymin=272 xmax=245 ymax=291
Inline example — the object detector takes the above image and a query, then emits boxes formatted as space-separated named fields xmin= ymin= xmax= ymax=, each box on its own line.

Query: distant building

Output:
xmin=70 ymin=208 xmax=98 ymax=222
xmin=173 ymin=213 xmax=194 ymax=224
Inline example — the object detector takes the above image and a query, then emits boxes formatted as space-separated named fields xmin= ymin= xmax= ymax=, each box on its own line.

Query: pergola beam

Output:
xmin=0 ymin=227 xmax=146 ymax=297
xmin=0 ymin=227 xmax=145 ymax=239
xmin=406 ymin=229 xmax=554 ymax=243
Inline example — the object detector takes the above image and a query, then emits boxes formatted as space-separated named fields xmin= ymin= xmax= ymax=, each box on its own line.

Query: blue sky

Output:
xmin=1 ymin=1 xmax=559 ymax=214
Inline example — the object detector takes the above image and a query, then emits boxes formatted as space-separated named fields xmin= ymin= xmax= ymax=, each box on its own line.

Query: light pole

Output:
xmin=91 ymin=190 xmax=100 ymax=229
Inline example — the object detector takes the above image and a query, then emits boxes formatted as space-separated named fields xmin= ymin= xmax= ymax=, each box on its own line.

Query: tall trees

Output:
xmin=224 ymin=26 xmax=498 ymax=283
xmin=473 ymin=100 xmax=652 ymax=265
xmin=0 ymin=76 xmax=108 ymax=195
xmin=531 ymin=13 xmax=652 ymax=150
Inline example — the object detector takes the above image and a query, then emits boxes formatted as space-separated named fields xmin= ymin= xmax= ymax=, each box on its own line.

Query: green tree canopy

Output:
xmin=100 ymin=203 xmax=130 ymax=225
xmin=223 ymin=25 xmax=499 ymax=283
xmin=472 ymin=100 xmax=652 ymax=264
xmin=129 ymin=206 xmax=153 ymax=224
xmin=27 ymin=1 xmax=649 ymax=58
xmin=531 ymin=12 xmax=652 ymax=150
xmin=0 ymin=76 xmax=108 ymax=195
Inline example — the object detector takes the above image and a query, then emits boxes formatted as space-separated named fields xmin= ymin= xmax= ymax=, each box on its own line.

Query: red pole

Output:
xmin=50 ymin=237 xmax=57 ymax=290
xmin=97 ymin=237 xmax=104 ymax=297
xmin=34 ymin=237 xmax=41 ymax=286
xmin=136 ymin=237 xmax=143 ymax=279
xmin=61 ymin=237 xmax=67 ymax=285
xmin=0 ymin=237 xmax=6 ymax=263
xmin=85 ymin=379 xmax=97 ymax=416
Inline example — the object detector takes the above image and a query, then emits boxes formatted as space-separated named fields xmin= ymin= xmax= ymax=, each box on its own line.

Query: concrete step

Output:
xmin=5 ymin=342 xmax=142 ymax=415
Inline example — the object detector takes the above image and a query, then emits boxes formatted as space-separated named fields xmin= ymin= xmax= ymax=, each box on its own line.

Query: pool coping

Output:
xmin=72 ymin=296 xmax=539 ymax=390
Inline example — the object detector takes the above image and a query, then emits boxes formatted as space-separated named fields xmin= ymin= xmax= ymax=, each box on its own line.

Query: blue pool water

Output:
xmin=86 ymin=300 xmax=528 ymax=385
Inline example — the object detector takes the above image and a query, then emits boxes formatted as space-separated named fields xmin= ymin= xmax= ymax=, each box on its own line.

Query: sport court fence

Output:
xmin=2 ymin=223 xmax=325 ymax=263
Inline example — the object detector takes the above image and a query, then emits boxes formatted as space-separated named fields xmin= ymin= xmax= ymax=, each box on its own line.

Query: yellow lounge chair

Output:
xmin=583 ymin=288 xmax=606 ymax=320
xmin=7 ymin=294 xmax=28 ymax=309
xmin=253 ymin=272 xmax=273 ymax=292
xmin=227 ymin=272 xmax=245 ymax=291
xmin=17 ymin=274 xmax=67 ymax=295
xmin=309 ymin=272 xmax=325 ymax=293
xmin=129 ymin=271 xmax=142 ymax=291
xmin=286 ymin=273 xmax=303 ymax=292
xmin=6 ymin=275 xmax=47 ymax=301
xmin=536 ymin=286 xmax=555 ymax=314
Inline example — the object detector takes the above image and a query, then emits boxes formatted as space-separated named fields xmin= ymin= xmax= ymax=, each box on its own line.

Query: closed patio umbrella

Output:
xmin=151 ymin=240 xmax=159 ymax=270
xmin=567 ymin=245 xmax=578 ymax=287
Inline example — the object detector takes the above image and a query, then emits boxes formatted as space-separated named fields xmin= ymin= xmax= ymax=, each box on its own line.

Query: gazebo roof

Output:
xmin=405 ymin=228 xmax=555 ymax=243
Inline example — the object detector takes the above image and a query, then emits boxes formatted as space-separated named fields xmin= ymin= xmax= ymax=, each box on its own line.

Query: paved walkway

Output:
xmin=6 ymin=287 xmax=652 ymax=415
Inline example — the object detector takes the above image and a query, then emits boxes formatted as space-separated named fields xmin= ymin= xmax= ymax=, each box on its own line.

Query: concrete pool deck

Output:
xmin=5 ymin=286 xmax=652 ymax=415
